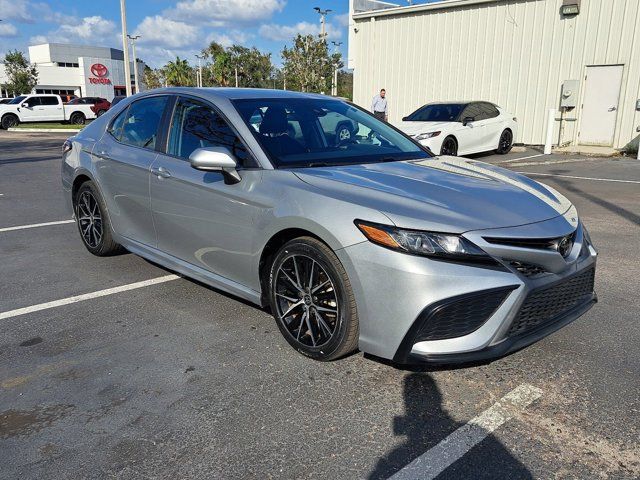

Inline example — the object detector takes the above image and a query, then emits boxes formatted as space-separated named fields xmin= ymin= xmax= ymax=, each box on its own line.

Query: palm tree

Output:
xmin=164 ymin=57 xmax=193 ymax=86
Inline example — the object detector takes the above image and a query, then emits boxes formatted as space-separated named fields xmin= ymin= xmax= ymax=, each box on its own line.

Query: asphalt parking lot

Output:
xmin=1 ymin=132 xmax=639 ymax=479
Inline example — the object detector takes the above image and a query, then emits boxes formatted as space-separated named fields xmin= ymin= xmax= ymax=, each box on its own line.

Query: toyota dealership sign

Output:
xmin=89 ymin=63 xmax=111 ymax=84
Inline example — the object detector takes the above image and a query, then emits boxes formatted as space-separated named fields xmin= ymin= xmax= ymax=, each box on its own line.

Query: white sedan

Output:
xmin=396 ymin=101 xmax=517 ymax=156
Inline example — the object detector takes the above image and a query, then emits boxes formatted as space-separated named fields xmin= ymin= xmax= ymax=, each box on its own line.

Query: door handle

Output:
xmin=608 ymin=106 xmax=617 ymax=112
xmin=151 ymin=166 xmax=172 ymax=179
xmin=94 ymin=149 xmax=113 ymax=160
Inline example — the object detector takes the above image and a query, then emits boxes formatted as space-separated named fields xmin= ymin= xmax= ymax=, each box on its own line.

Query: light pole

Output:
xmin=331 ymin=41 xmax=342 ymax=96
xmin=195 ymin=54 xmax=204 ymax=87
xmin=127 ymin=34 xmax=141 ymax=93
xmin=120 ymin=0 xmax=132 ymax=96
xmin=314 ymin=7 xmax=332 ymax=39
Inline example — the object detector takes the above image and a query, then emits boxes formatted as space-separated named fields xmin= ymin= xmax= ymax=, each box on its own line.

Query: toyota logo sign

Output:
xmin=90 ymin=63 xmax=108 ymax=77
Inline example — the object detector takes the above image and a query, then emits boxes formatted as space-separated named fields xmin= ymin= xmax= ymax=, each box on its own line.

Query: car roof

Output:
xmin=136 ymin=87 xmax=334 ymax=102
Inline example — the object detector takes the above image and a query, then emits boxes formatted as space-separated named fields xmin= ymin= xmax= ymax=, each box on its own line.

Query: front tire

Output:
xmin=496 ymin=129 xmax=513 ymax=154
xmin=74 ymin=181 xmax=122 ymax=256
xmin=96 ymin=109 xmax=107 ymax=117
xmin=268 ymin=237 xmax=359 ymax=361
xmin=440 ymin=136 xmax=458 ymax=156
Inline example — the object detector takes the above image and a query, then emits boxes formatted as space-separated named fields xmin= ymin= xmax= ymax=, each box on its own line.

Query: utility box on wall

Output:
xmin=561 ymin=80 xmax=580 ymax=108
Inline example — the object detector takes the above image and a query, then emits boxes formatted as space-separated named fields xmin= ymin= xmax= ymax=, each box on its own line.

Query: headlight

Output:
xmin=355 ymin=220 xmax=500 ymax=265
xmin=414 ymin=131 xmax=441 ymax=141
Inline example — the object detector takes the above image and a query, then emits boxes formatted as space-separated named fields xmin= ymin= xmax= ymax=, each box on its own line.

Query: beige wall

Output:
xmin=351 ymin=0 xmax=640 ymax=148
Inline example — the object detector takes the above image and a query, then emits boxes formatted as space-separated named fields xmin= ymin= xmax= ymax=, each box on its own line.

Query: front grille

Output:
xmin=508 ymin=267 xmax=595 ymax=337
xmin=416 ymin=287 xmax=515 ymax=341
xmin=484 ymin=231 xmax=576 ymax=251
xmin=509 ymin=261 xmax=548 ymax=277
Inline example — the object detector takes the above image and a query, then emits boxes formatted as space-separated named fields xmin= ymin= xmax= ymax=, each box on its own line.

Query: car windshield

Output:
xmin=405 ymin=103 xmax=466 ymax=122
xmin=8 ymin=96 xmax=26 ymax=105
xmin=233 ymin=98 xmax=429 ymax=168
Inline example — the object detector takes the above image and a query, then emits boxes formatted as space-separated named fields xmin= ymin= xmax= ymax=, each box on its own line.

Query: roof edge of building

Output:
xmin=352 ymin=0 xmax=502 ymax=20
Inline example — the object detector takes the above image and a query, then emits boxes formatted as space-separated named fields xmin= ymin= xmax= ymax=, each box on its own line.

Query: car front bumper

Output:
xmin=336 ymin=218 xmax=597 ymax=364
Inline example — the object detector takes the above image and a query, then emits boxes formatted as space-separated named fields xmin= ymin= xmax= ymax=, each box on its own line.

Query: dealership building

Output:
xmin=0 ymin=43 xmax=145 ymax=101
xmin=348 ymin=0 xmax=640 ymax=149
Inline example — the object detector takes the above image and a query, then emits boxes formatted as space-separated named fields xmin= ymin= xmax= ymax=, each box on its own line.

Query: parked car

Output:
xmin=397 ymin=101 xmax=518 ymax=156
xmin=110 ymin=96 xmax=126 ymax=107
xmin=62 ymin=88 xmax=596 ymax=364
xmin=0 ymin=94 xmax=96 ymax=129
xmin=66 ymin=97 xmax=111 ymax=117
xmin=0 ymin=98 xmax=14 ymax=105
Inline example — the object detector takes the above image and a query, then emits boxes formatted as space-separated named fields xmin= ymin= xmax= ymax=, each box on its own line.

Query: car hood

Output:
xmin=293 ymin=157 xmax=573 ymax=233
xmin=395 ymin=121 xmax=457 ymax=135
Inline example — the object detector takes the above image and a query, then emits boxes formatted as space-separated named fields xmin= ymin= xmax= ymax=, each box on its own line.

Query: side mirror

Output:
xmin=401 ymin=116 xmax=408 ymax=121
xmin=21 ymin=102 xmax=29 ymax=108
xmin=462 ymin=116 xmax=474 ymax=126
xmin=189 ymin=146 xmax=241 ymax=184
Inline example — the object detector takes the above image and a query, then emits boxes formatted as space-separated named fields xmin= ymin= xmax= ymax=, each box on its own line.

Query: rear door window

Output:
xmin=40 ymin=97 xmax=59 ymax=106
xmin=116 ymin=96 xmax=169 ymax=150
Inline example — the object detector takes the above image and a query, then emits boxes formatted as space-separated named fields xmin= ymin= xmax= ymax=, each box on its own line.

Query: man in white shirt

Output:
xmin=371 ymin=89 xmax=388 ymax=121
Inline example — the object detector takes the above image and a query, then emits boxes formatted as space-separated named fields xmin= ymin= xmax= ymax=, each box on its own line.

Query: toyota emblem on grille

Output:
xmin=556 ymin=235 xmax=574 ymax=258
xmin=91 ymin=63 xmax=108 ymax=77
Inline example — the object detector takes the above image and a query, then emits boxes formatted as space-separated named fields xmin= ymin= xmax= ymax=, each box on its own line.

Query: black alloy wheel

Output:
xmin=269 ymin=237 xmax=359 ymax=361
xmin=440 ymin=136 xmax=458 ymax=156
xmin=496 ymin=129 xmax=513 ymax=154
xmin=75 ymin=182 xmax=122 ymax=256
xmin=1 ymin=114 xmax=19 ymax=129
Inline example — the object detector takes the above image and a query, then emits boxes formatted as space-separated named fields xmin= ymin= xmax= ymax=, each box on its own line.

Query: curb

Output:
xmin=7 ymin=128 xmax=82 ymax=133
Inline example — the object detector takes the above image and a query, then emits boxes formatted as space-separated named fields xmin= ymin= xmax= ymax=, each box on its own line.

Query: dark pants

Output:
xmin=373 ymin=111 xmax=386 ymax=121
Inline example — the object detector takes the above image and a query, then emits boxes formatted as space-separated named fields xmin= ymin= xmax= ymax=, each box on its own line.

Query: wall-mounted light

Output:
xmin=561 ymin=0 xmax=580 ymax=16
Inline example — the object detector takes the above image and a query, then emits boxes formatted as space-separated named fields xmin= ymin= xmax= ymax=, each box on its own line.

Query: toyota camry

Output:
xmin=61 ymin=88 xmax=597 ymax=364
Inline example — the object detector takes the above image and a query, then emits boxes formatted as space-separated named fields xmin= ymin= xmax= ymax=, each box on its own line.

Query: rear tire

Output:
xmin=74 ymin=181 xmax=123 ymax=256
xmin=96 ymin=109 xmax=107 ymax=117
xmin=440 ymin=136 xmax=458 ymax=156
xmin=496 ymin=129 xmax=513 ymax=154
xmin=1 ymin=114 xmax=19 ymax=130
xmin=268 ymin=237 xmax=359 ymax=361
xmin=70 ymin=112 xmax=86 ymax=125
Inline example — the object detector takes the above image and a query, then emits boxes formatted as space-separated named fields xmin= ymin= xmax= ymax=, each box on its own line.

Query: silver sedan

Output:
xmin=61 ymin=88 xmax=597 ymax=364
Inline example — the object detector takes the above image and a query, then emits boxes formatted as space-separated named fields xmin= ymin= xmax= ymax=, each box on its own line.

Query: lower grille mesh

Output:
xmin=417 ymin=287 xmax=514 ymax=341
xmin=508 ymin=267 xmax=595 ymax=337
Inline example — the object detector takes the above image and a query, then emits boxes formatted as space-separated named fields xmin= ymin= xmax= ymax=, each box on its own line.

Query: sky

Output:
xmin=0 ymin=0 xmax=357 ymax=68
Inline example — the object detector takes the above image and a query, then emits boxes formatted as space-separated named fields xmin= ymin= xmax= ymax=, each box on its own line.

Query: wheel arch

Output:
xmin=71 ymin=172 xmax=94 ymax=205
xmin=1 ymin=112 xmax=19 ymax=125
xmin=258 ymin=227 xmax=332 ymax=306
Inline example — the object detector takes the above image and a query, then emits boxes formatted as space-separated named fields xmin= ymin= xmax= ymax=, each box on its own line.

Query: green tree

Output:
xmin=164 ymin=57 xmax=194 ymax=87
xmin=337 ymin=70 xmax=353 ymax=100
xmin=281 ymin=35 xmax=335 ymax=93
xmin=143 ymin=65 xmax=165 ymax=90
xmin=201 ymin=41 xmax=274 ymax=88
xmin=2 ymin=50 xmax=38 ymax=96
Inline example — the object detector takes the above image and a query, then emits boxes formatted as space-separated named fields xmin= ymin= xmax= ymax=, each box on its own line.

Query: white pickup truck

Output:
xmin=0 ymin=94 xmax=96 ymax=129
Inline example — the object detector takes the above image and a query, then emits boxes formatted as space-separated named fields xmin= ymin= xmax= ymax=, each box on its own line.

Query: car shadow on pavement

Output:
xmin=549 ymin=171 xmax=640 ymax=227
xmin=367 ymin=373 xmax=533 ymax=479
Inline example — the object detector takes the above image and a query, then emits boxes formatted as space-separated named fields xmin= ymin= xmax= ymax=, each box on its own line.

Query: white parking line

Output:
xmin=517 ymin=172 xmax=640 ymax=184
xmin=0 ymin=219 xmax=75 ymax=233
xmin=493 ymin=153 xmax=545 ymax=163
xmin=390 ymin=384 xmax=543 ymax=480
xmin=0 ymin=275 xmax=180 ymax=320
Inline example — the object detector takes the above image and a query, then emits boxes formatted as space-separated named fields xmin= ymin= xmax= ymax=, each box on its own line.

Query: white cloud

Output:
xmin=0 ymin=23 xmax=19 ymax=37
xmin=0 ymin=0 xmax=34 ymax=23
xmin=58 ymin=16 xmax=117 ymax=40
xmin=205 ymin=30 xmax=250 ymax=48
xmin=259 ymin=21 xmax=342 ymax=42
xmin=29 ymin=16 xmax=118 ymax=46
xmin=335 ymin=13 xmax=350 ymax=28
xmin=168 ymin=0 xmax=286 ymax=25
xmin=134 ymin=16 xmax=200 ymax=48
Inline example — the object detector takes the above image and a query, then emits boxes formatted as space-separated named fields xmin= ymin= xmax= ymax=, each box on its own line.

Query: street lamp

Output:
xmin=331 ymin=41 xmax=342 ymax=96
xmin=127 ymin=34 xmax=141 ymax=93
xmin=195 ymin=54 xmax=204 ymax=87
xmin=120 ymin=0 xmax=132 ymax=96
xmin=314 ymin=7 xmax=332 ymax=39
